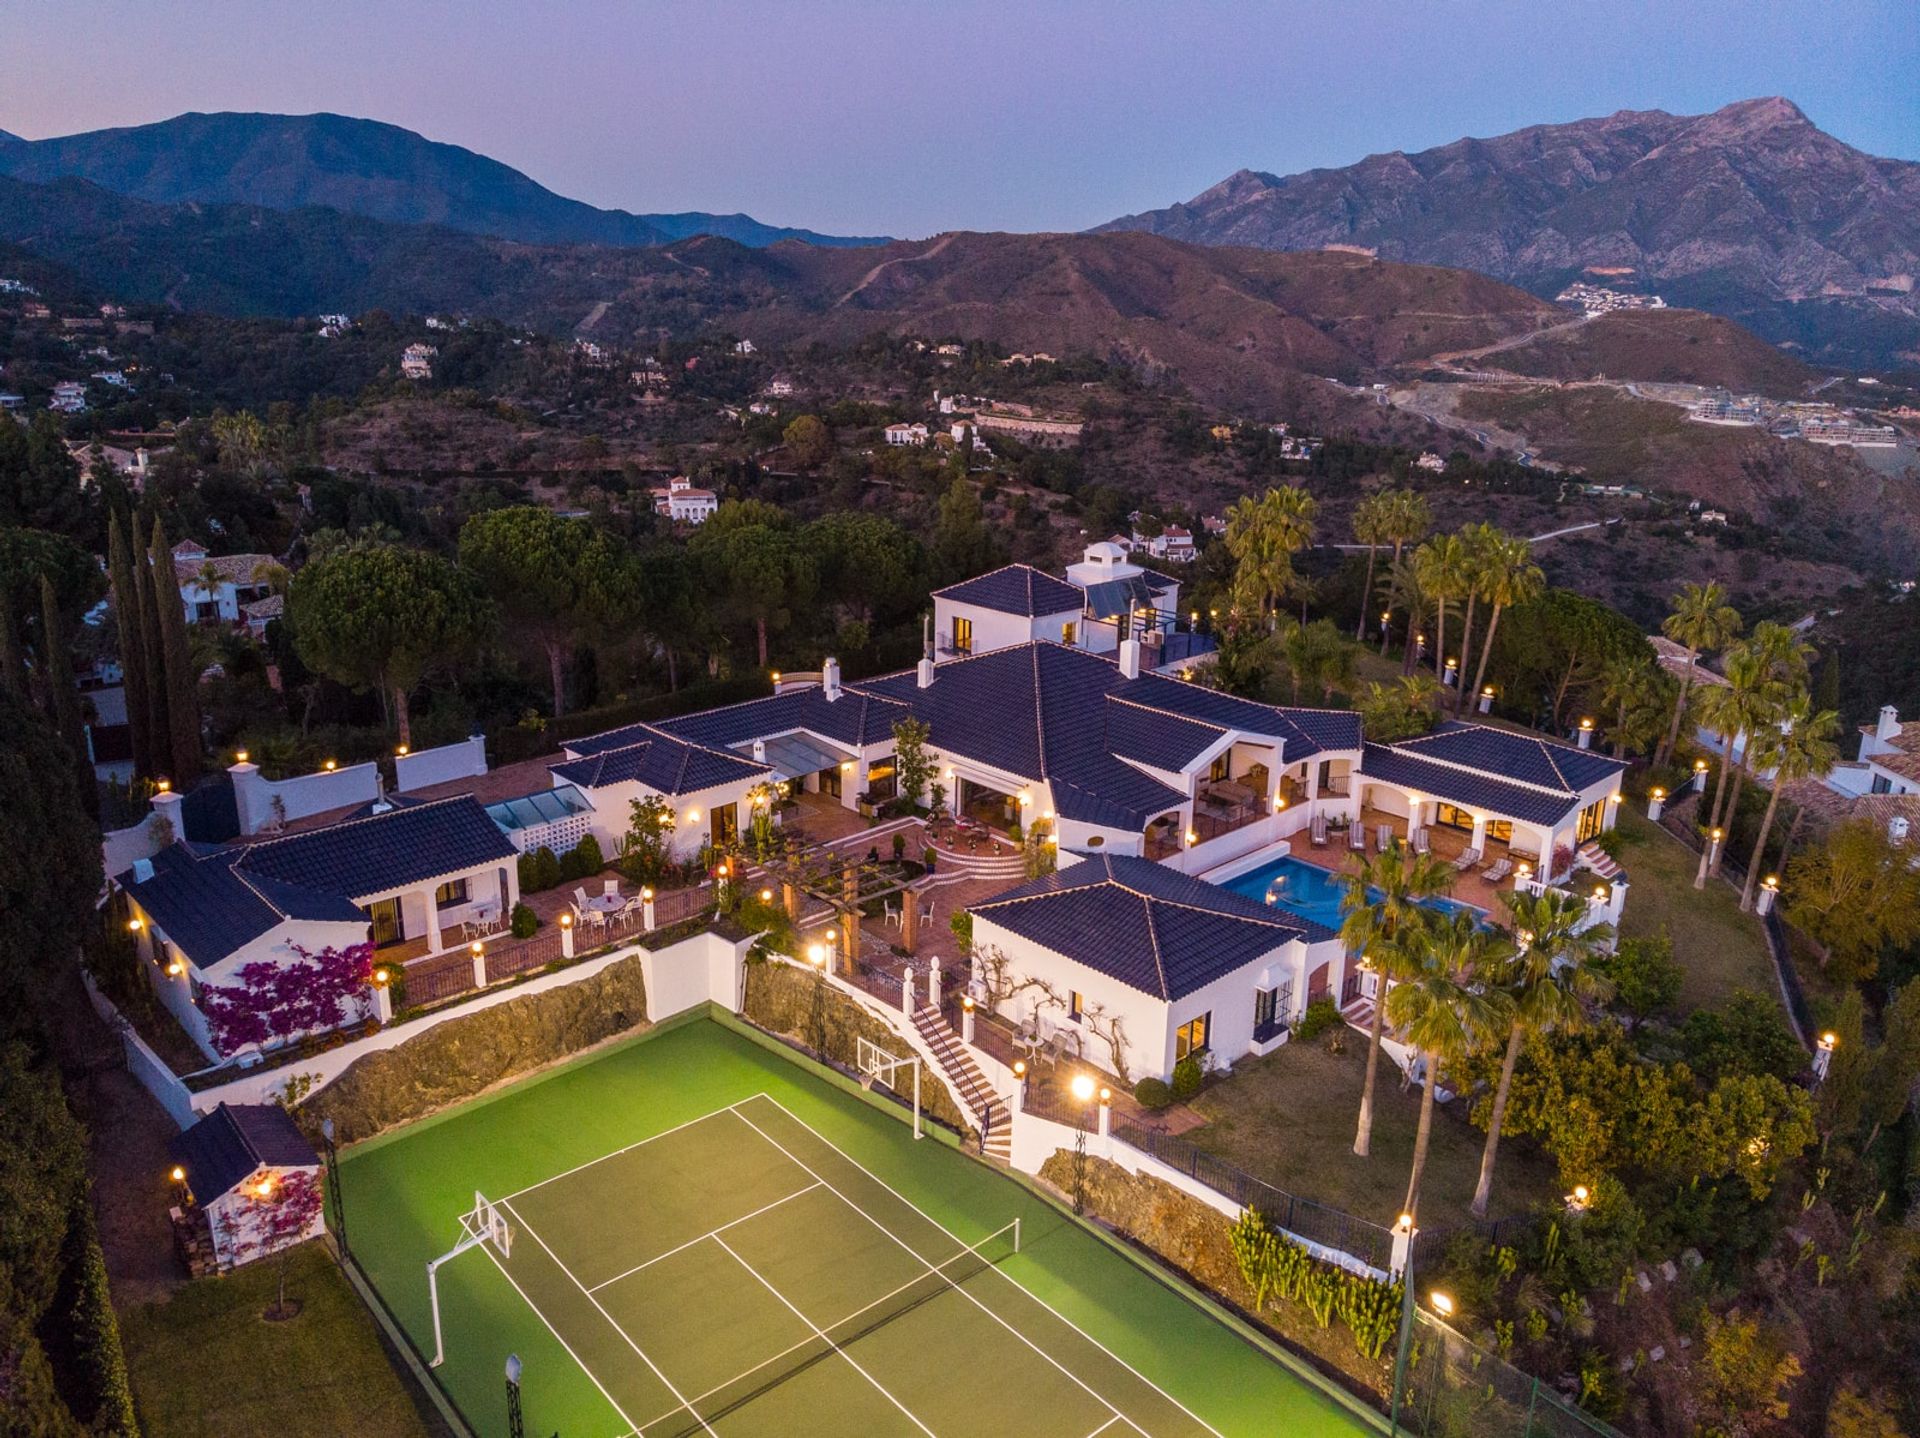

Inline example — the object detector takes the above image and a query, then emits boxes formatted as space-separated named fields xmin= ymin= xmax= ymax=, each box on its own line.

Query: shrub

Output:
xmin=558 ymin=843 xmax=591 ymax=883
xmin=1295 ymin=996 xmax=1339 ymax=1040
xmin=571 ymin=833 xmax=604 ymax=876
xmin=509 ymin=902 xmax=538 ymax=939
xmin=922 ymin=846 xmax=937 ymax=874
xmin=519 ymin=845 xmax=561 ymax=893
xmin=1133 ymin=1076 xmax=1173 ymax=1110
xmin=1008 ymin=822 xmax=1023 ymax=843
xmin=1171 ymin=1055 xmax=1203 ymax=1101
xmin=1596 ymin=935 xmax=1682 ymax=1024
xmin=891 ymin=832 xmax=906 ymax=861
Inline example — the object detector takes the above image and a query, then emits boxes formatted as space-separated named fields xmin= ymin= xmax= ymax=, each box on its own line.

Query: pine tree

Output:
xmin=106 ymin=511 xmax=153 ymax=778
xmin=39 ymin=576 xmax=99 ymax=820
xmin=148 ymin=518 xmax=202 ymax=783
xmin=134 ymin=522 xmax=172 ymax=780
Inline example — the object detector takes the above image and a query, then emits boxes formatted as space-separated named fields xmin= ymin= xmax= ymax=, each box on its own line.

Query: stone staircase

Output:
xmin=911 ymin=1005 xmax=1012 ymax=1161
xmin=1340 ymin=995 xmax=1378 ymax=1035
xmin=1576 ymin=842 xmax=1623 ymax=880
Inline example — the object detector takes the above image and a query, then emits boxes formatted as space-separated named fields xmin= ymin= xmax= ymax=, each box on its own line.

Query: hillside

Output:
xmin=1097 ymin=98 xmax=1920 ymax=371
xmin=0 ymin=111 xmax=887 ymax=250
xmin=1473 ymin=310 xmax=1820 ymax=394
xmin=0 ymin=179 xmax=1564 ymax=410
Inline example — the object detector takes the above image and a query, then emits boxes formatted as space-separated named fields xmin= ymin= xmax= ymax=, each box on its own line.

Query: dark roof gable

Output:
xmin=932 ymin=564 xmax=1084 ymax=618
xmin=168 ymin=1103 xmax=318 ymax=1202
xmin=233 ymin=796 xmax=517 ymax=900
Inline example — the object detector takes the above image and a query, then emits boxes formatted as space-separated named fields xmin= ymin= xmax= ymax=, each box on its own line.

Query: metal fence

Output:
xmin=1401 ymin=1311 xmax=1623 ymax=1438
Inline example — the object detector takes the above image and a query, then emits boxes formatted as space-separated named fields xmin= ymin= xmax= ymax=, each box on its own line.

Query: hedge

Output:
xmin=301 ymin=952 xmax=650 ymax=1143
xmin=1036 ymin=1151 xmax=1394 ymax=1401
xmin=740 ymin=961 xmax=971 ymax=1136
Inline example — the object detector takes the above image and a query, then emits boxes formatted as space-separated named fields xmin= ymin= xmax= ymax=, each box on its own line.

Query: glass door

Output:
xmin=366 ymin=897 xmax=404 ymax=948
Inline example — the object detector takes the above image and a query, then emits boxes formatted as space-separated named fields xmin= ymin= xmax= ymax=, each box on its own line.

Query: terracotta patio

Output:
xmin=1286 ymin=807 xmax=1531 ymax=915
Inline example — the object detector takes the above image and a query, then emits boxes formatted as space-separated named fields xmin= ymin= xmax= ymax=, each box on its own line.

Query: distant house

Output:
xmin=66 ymin=440 xmax=157 ymax=487
xmin=400 ymin=343 xmax=437 ymax=380
xmin=22 ymin=301 xmax=51 ymax=320
xmin=572 ymin=339 xmax=612 ymax=367
xmin=733 ymin=339 xmax=757 ymax=355
xmin=241 ymin=593 xmax=284 ymax=640
xmin=91 ymin=370 xmax=131 ymax=389
xmin=765 ymin=378 xmax=794 ymax=398
xmin=651 ymin=475 xmax=719 ymax=525
xmin=1415 ymin=451 xmax=1446 ymax=473
xmin=317 ymin=314 xmax=352 ymax=339
xmin=883 ymin=422 xmax=930 ymax=447
xmin=168 ymin=1104 xmax=324 ymax=1270
xmin=0 ymin=393 xmax=25 ymax=412
xmin=50 ymin=381 xmax=87 ymax=413
xmin=170 ymin=540 xmax=275 ymax=626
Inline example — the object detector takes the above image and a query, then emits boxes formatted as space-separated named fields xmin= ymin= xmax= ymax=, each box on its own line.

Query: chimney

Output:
xmin=917 ymin=657 xmax=935 ymax=688
xmin=149 ymin=788 xmax=184 ymax=844
xmin=1893 ymin=816 xmax=1912 ymax=845
xmin=1118 ymin=639 xmax=1142 ymax=680
xmin=1877 ymin=705 xmax=1901 ymax=742
xmin=822 ymin=657 xmax=841 ymax=702
xmin=131 ymin=856 xmax=155 ymax=883
xmin=753 ymin=738 xmax=766 ymax=762
xmin=229 ymin=756 xmax=268 ymax=835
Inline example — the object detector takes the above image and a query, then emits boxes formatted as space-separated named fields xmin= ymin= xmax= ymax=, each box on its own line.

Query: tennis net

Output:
xmin=644 ymin=1218 xmax=1021 ymax=1437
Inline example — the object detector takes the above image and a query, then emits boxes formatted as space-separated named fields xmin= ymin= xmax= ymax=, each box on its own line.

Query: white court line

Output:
xmin=501 ymin=1199 xmax=720 ymax=1438
xmin=710 ymin=1231 xmax=940 ymax=1438
xmin=501 ymin=1102 xmax=744 ymax=1205
xmin=587 ymin=1183 xmax=822 ymax=1294
xmin=477 ymin=1244 xmax=641 ymax=1438
xmin=728 ymin=1101 xmax=1151 ymax=1438
xmin=1085 ymin=1418 xmax=1127 ymax=1438
xmin=742 ymin=1090 xmax=1227 ymax=1434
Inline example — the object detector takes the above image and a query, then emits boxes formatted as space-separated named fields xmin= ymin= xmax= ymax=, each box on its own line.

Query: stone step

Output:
xmin=911 ymin=1004 xmax=1009 ymax=1154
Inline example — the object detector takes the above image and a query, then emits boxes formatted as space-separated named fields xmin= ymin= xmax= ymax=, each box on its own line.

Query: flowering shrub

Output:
xmin=215 ymin=1169 xmax=325 ymax=1312
xmin=200 ymin=942 xmax=374 ymax=1056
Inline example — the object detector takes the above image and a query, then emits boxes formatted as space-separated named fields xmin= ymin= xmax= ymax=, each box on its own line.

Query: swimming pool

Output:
xmin=1215 ymin=854 xmax=1484 ymax=931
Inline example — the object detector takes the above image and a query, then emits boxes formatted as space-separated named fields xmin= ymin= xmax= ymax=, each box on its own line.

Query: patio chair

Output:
xmin=603 ymin=879 xmax=620 ymax=898
xmin=1411 ymin=828 xmax=1431 ymax=855
xmin=572 ymin=887 xmax=591 ymax=914
xmin=1451 ymin=847 xmax=1483 ymax=873
xmin=1348 ymin=822 xmax=1366 ymax=852
xmin=583 ymin=907 xmax=607 ymax=935
xmin=1377 ymin=823 xmax=1394 ymax=852
xmin=883 ymin=899 xmax=902 ymax=929
xmin=1481 ymin=857 xmax=1513 ymax=883
xmin=1310 ymin=812 xmax=1329 ymax=847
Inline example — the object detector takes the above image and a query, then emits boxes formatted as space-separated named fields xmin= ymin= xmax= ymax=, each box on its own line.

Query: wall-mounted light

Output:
xmin=127 ymin=917 xmax=144 ymax=933
xmin=234 ymin=749 xmax=249 ymax=763
xmin=396 ymin=744 xmax=409 ymax=756
xmin=324 ymin=759 xmax=337 ymax=772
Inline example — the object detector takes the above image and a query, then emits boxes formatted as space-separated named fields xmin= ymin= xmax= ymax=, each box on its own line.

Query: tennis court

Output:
xmin=339 ymin=1018 xmax=1374 ymax=1438
xmin=471 ymin=1093 xmax=1212 ymax=1436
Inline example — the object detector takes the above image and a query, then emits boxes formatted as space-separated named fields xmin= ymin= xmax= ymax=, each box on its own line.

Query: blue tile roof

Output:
xmin=550 ymin=727 xmax=768 ymax=795
xmin=169 ymin=1103 xmax=318 ymax=1202
xmin=1360 ymin=741 xmax=1592 ymax=826
xmin=233 ymin=796 xmax=518 ymax=900
xmin=653 ymin=685 xmax=909 ymax=752
xmin=1389 ymin=722 xmax=1625 ymax=795
xmin=1113 ymin=673 xmax=1361 ymax=762
xmin=932 ymin=564 xmax=1084 ymax=617
xmin=970 ymin=855 xmax=1330 ymax=1000
xmin=125 ymin=846 xmax=364 ymax=969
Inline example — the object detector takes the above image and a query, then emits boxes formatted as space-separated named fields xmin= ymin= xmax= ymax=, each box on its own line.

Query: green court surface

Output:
xmin=339 ymin=1018 xmax=1375 ymax=1438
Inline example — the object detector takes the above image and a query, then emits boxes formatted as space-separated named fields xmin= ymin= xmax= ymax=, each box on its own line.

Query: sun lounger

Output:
xmin=1310 ymin=813 xmax=1329 ymax=847
xmin=1480 ymin=857 xmax=1513 ymax=883
xmin=1377 ymin=824 xmax=1395 ymax=852
xmin=1450 ymin=847 xmax=1483 ymax=873
xmin=1411 ymin=828 xmax=1430 ymax=855
xmin=1349 ymin=822 xmax=1366 ymax=852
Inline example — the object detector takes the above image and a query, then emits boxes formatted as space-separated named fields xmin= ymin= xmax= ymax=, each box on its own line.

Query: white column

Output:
xmin=1389 ymin=1219 xmax=1416 ymax=1279
xmin=470 ymin=942 xmax=486 ymax=989
xmin=961 ymin=995 xmax=976 ymax=1044
xmin=419 ymin=885 xmax=442 ymax=954
xmin=1647 ymin=789 xmax=1666 ymax=822
xmin=926 ymin=959 xmax=941 ymax=1011
xmin=559 ymin=915 xmax=576 ymax=959
xmin=1470 ymin=815 xmax=1488 ymax=856
xmin=642 ymin=887 xmax=656 ymax=932
xmin=901 ymin=966 xmax=915 ymax=1017
xmin=372 ymin=982 xmax=393 ymax=1025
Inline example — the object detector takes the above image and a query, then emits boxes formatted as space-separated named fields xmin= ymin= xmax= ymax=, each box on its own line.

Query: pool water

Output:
xmin=1216 ymin=854 xmax=1483 ymax=931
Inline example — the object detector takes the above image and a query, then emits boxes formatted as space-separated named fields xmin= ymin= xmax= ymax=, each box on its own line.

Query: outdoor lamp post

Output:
xmin=505 ymin=1354 xmax=524 ymax=1438
xmin=1566 ymin=1183 xmax=1591 ymax=1213
xmin=1694 ymin=826 xmax=1724 ymax=889
xmin=1069 ymin=1072 xmax=1096 ymax=1215
xmin=806 ymin=942 xmax=830 ymax=1055
xmin=320 ymin=1117 xmax=346 ymax=1258
xmin=1813 ymin=1030 xmax=1837 ymax=1082
xmin=1477 ymin=684 xmax=1494 ymax=714
xmin=1648 ymin=786 xmax=1666 ymax=821
xmin=1757 ymin=874 xmax=1780 ymax=916
xmin=1692 ymin=757 xmax=1710 ymax=792
xmin=1388 ymin=1212 xmax=1419 ymax=1435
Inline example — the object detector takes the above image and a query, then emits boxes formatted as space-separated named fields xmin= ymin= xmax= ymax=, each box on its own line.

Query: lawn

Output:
xmin=339 ymin=1016 xmax=1372 ymax=1438
xmin=1185 ymin=1028 xmax=1560 ymax=1230
xmin=121 ymin=1243 xmax=438 ymax=1438
xmin=1611 ymin=807 xmax=1776 ymax=1014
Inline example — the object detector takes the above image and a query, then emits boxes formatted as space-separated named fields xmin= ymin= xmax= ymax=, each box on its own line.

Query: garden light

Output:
xmin=471 ymin=941 xmax=484 ymax=957
xmin=235 ymin=749 xmax=249 ymax=763
xmin=770 ymin=670 xmax=780 ymax=683
xmin=165 ymin=959 xmax=184 ymax=976
xmin=962 ymin=994 xmax=974 ymax=1012
xmin=1819 ymin=1031 xmax=1837 ymax=1052
xmin=397 ymin=744 xmax=409 ymax=756
xmin=1396 ymin=1212 xmax=1414 ymax=1233
xmin=1431 ymin=1291 xmax=1454 ymax=1317
xmin=558 ymin=913 xmax=572 ymax=929
xmin=1185 ymin=828 xmax=1198 ymax=846
xmin=374 ymin=967 xmax=390 ymax=985
xmin=254 ymin=1173 xmax=274 ymax=1198
xmin=759 ymin=888 xmax=773 ymax=902
xmin=156 ymin=778 xmax=171 ymax=793
xmin=1578 ymin=717 xmax=1593 ymax=732
xmin=1070 ymin=1072 xmax=1095 ymax=1104
xmin=1694 ymin=759 xmax=1709 ymax=774
xmin=1763 ymin=875 xmax=1780 ymax=892
xmin=170 ymin=1165 xmax=185 ymax=1183
xmin=1711 ymin=827 xmax=1724 ymax=842
xmin=642 ymin=887 xmax=654 ymax=900
xmin=1650 ymin=786 xmax=1666 ymax=801
xmin=1098 ymin=1086 xmax=1111 ymax=1104
xmin=806 ymin=943 xmax=827 ymax=969
xmin=127 ymin=917 xmax=143 ymax=932
xmin=324 ymin=759 xmax=337 ymax=771
xmin=1013 ymin=1059 xmax=1027 ymax=1080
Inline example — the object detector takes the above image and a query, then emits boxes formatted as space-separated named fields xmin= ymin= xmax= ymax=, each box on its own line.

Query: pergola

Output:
xmin=757 ymin=839 xmax=931 ymax=964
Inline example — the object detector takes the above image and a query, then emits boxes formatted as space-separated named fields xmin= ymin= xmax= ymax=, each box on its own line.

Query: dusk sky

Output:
xmin=5 ymin=0 xmax=1916 ymax=238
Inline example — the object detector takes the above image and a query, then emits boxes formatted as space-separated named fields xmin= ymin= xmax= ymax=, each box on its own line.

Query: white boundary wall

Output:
xmin=1007 ymin=1107 xmax=1382 ymax=1279
xmin=395 ymin=735 xmax=489 ymax=793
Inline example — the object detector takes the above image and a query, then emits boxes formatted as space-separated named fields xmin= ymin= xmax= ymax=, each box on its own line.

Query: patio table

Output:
xmin=582 ymin=893 xmax=624 ymax=917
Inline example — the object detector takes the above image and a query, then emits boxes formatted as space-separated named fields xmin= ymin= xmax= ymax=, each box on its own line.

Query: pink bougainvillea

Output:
xmin=215 ymin=1169 xmax=325 ymax=1310
xmin=200 ymin=941 xmax=374 ymax=1056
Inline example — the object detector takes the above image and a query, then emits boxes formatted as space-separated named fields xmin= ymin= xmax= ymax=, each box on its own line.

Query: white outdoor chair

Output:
xmin=603 ymin=879 xmax=620 ymax=898
xmin=1377 ymin=823 xmax=1394 ymax=851
xmin=1451 ymin=847 xmax=1483 ymax=873
xmin=572 ymin=887 xmax=591 ymax=913
xmin=1310 ymin=813 xmax=1329 ymax=847
xmin=584 ymin=907 xmax=607 ymax=935
xmin=1411 ymin=828 xmax=1431 ymax=855
xmin=1348 ymin=823 xmax=1365 ymax=852
xmin=883 ymin=900 xmax=902 ymax=929
xmin=1481 ymin=857 xmax=1513 ymax=883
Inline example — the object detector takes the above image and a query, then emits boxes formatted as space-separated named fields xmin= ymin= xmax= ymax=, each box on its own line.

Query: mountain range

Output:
xmin=0 ymin=111 xmax=887 ymax=250
xmin=1098 ymin=98 xmax=1920 ymax=369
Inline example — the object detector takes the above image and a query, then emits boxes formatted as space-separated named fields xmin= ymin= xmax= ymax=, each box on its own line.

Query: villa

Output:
xmin=650 ymin=476 xmax=719 ymax=525
xmin=106 ymin=560 xmax=1630 ymax=1079
xmin=170 ymin=540 xmax=276 ymax=626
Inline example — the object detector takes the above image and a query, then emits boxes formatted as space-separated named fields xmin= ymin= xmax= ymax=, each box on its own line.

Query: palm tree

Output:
xmin=1380 ymin=554 xmax=1431 ymax=668
xmin=1463 ymin=532 xmax=1543 ymax=715
xmin=1280 ymin=618 xmax=1355 ymax=704
xmin=1738 ymin=696 xmax=1841 ymax=911
xmin=1655 ymin=583 xmax=1742 ymax=768
xmin=1449 ymin=524 xmax=1498 ymax=717
xmin=1596 ymin=653 xmax=1664 ymax=759
xmin=1383 ymin=490 xmax=1431 ymax=567
xmin=1693 ymin=645 xmax=1779 ymax=889
xmin=1341 ymin=844 xmax=1457 ymax=1158
xmin=1414 ymin=533 xmax=1471 ymax=690
xmin=1388 ymin=914 xmax=1502 ymax=1216
xmin=1470 ymin=891 xmax=1614 ymax=1217
xmin=1352 ymin=493 xmax=1396 ymax=640
xmin=1707 ymin=623 xmax=1813 ymax=877
xmin=1226 ymin=487 xmax=1316 ymax=628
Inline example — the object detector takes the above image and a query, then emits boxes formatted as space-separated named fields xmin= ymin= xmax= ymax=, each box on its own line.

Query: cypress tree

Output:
xmin=106 ymin=512 xmax=153 ymax=778
xmin=135 ymin=525 xmax=171 ymax=781
xmin=0 ymin=595 xmax=24 ymax=698
xmin=40 ymin=576 xmax=99 ymax=820
xmin=148 ymin=518 xmax=202 ymax=784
